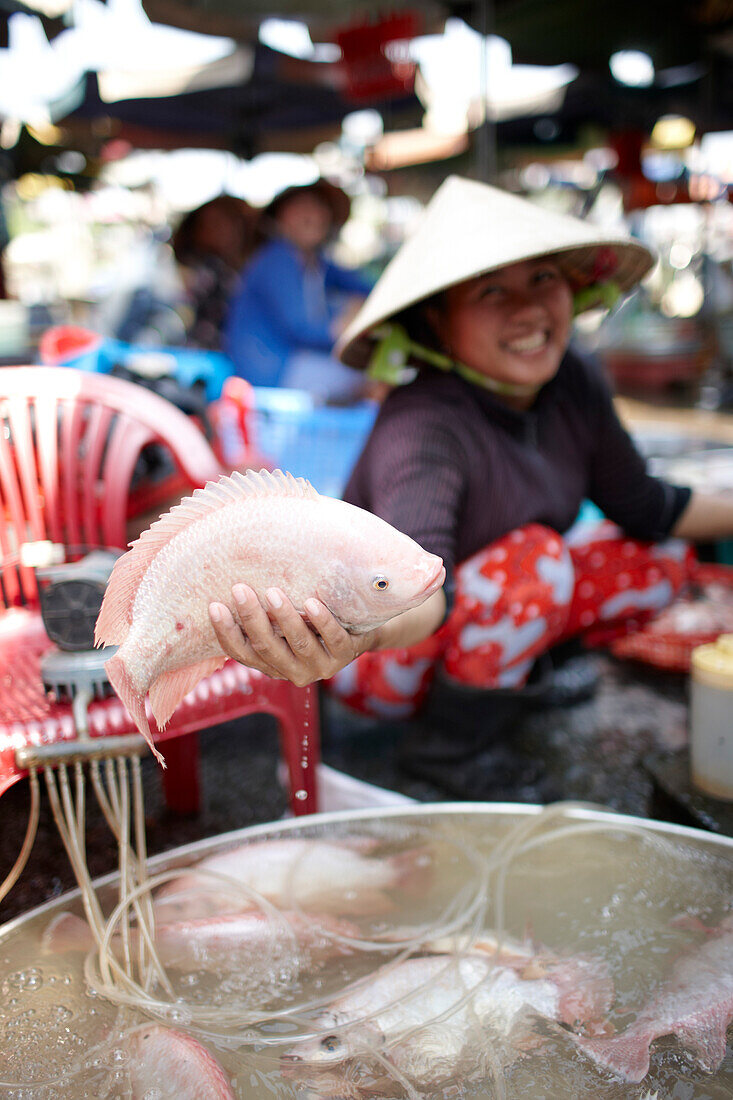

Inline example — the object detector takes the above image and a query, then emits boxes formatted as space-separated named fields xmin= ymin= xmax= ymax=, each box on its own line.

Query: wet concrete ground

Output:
xmin=0 ymin=654 xmax=702 ymax=925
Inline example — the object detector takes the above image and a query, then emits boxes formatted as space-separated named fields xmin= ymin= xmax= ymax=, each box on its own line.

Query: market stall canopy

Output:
xmin=60 ymin=42 xmax=420 ymax=157
xmin=131 ymin=0 xmax=732 ymax=138
xmin=2 ymin=0 xmax=731 ymax=162
xmin=140 ymin=0 xmax=732 ymax=72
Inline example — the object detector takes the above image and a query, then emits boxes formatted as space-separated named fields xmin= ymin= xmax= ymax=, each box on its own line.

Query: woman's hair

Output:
xmin=393 ymin=291 xmax=447 ymax=353
xmin=172 ymin=195 xmax=254 ymax=266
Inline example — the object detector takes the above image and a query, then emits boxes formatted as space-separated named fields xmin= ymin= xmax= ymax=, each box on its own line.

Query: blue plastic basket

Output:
xmin=54 ymin=335 xmax=232 ymax=403
xmin=251 ymin=388 xmax=378 ymax=499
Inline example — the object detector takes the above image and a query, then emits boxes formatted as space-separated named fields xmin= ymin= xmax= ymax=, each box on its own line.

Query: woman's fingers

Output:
xmin=266 ymin=589 xmax=325 ymax=661
xmin=208 ymin=597 xmax=284 ymax=679
xmin=209 ymin=585 xmax=363 ymax=685
xmin=229 ymin=584 xmax=302 ymax=671
xmin=304 ymin=598 xmax=358 ymax=660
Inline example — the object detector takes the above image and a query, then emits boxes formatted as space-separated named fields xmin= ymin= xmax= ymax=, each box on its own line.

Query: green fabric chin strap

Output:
xmin=367 ymin=281 xmax=623 ymax=392
xmin=573 ymin=280 xmax=622 ymax=316
xmin=367 ymin=323 xmax=541 ymax=398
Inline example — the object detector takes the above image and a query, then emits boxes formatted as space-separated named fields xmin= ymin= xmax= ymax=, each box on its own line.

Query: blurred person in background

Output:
xmin=224 ymin=179 xmax=373 ymax=402
xmin=173 ymin=194 xmax=256 ymax=351
xmin=209 ymin=177 xmax=733 ymax=801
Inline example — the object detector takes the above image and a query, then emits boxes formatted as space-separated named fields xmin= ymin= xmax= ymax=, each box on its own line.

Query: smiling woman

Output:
xmin=424 ymin=258 xmax=575 ymax=409
xmin=210 ymin=176 xmax=733 ymax=801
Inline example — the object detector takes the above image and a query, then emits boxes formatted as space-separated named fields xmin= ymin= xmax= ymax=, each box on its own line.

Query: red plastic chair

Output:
xmin=0 ymin=366 xmax=318 ymax=818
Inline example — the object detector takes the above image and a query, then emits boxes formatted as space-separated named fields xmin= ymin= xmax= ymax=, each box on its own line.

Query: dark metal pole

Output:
xmin=473 ymin=0 xmax=497 ymax=182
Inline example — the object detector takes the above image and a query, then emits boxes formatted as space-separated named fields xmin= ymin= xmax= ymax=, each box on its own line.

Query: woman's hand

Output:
xmin=208 ymin=583 xmax=376 ymax=687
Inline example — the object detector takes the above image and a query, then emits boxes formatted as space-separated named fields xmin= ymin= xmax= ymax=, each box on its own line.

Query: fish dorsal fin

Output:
xmin=95 ymin=469 xmax=317 ymax=647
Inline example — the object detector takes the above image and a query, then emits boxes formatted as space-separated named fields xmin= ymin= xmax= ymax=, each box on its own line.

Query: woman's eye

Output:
xmin=534 ymin=269 xmax=559 ymax=284
xmin=372 ymin=575 xmax=389 ymax=591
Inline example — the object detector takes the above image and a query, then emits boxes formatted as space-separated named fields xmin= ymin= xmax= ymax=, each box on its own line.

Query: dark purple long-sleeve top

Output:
xmin=343 ymin=349 xmax=691 ymax=603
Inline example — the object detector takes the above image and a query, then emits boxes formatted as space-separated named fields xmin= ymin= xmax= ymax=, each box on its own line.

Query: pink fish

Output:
xmin=282 ymin=951 xmax=599 ymax=1095
xmin=42 ymin=908 xmax=357 ymax=974
xmin=95 ymin=468 xmax=444 ymax=764
xmin=424 ymin=930 xmax=614 ymax=1029
xmin=576 ymin=913 xmax=733 ymax=1082
xmin=121 ymin=1023 xmax=234 ymax=1099
xmin=155 ymin=836 xmax=431 ymax=917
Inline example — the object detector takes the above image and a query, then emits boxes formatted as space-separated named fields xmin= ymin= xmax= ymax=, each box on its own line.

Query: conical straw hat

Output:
xmin=337 ymin=175 xmax=655 ymax=369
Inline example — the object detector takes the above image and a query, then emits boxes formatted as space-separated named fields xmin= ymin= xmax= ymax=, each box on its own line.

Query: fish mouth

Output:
xmin=418 ymin=559 xmax=446 ymax=598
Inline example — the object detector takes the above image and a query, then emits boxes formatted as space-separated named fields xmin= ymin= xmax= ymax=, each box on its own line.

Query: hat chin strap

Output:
xmin=368 ymin=324 xmax=541 ymax=398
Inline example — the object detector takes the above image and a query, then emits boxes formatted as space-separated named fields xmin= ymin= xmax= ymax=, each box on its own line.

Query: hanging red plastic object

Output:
xmin=210 ymin=376 xmax=266 ymax=471
xmin=333 ymin=12 xmax=421 ymax=103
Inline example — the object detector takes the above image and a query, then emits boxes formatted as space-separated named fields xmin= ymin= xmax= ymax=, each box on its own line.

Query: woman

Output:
xmin=224 ymin=180 xmax=372 ymax=403
xmin=208 ymin=176 xmax=733 ymax=797
xmin=172 ymin=195 xmax=256 ymax=351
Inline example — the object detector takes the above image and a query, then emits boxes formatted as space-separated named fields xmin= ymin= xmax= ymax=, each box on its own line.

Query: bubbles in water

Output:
xmin=2 ymin=809 xmax=732 ymax=1098
xmin=3 ymin=969 xmax=43 ymax=994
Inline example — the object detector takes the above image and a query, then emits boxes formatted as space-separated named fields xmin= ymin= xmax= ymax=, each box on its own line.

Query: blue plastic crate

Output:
xmin=251 ymin=387 xmax=378 ymax=499
xmin=56 ymin=336 xmax=232 ymax=403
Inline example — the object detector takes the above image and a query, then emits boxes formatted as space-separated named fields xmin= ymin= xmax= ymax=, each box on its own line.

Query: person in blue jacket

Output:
xmin=224 ymin=180 xmax=373 ymax=402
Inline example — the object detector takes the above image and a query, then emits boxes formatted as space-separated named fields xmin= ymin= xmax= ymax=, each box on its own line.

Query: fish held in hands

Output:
xmin=94 ymin=468 xmax=445 ymax=764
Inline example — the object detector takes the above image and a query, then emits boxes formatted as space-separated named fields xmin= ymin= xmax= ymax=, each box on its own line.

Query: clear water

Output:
xmin=0 ymin=806 xmax=731 ymax=1099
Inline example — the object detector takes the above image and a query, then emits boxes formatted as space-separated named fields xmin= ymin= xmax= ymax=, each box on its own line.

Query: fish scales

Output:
xmin=95 ymin=468 xmax=444 ymax=763
xmin=122 ymin=1023 xmax=235 ymax=1099
xmin=576 ymin=914 xmax=733 ymax=1082
xmin=282 ymin=954 xmax=565 ymax=1094
xmin=154 ymin=836 xmax=429 ymax=917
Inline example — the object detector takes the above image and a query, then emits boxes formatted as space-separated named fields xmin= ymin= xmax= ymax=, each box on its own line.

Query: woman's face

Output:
xmin=276 ymin=193 xmax=334 ymax=252
xmin=430 ymin=259 xmax=574 ymax=406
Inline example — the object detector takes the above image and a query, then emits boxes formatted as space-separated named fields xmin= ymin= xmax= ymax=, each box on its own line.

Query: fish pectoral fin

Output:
xmin=149 ymin=657 xmax=227 ymax=729
xmin=41 ymin=912 xmax=95 ymax=954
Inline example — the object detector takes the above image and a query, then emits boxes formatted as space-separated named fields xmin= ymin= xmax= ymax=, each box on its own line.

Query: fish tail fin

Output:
xmin=148 ymin=657 xmax=226 ymax=731
xmin=41 ymin=912 xmax=95 ymax=954
xmin=105 ymin=652 xmax=165 ymax=768
xmin=389 ymin=846 xmax=433 ymax=897
xmin=574 ymin=1030 xmax=652 ymax=1084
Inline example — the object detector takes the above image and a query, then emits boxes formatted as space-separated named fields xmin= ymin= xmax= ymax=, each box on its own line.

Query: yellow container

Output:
xmin=690 ymin=634 xmax=733 ymax=800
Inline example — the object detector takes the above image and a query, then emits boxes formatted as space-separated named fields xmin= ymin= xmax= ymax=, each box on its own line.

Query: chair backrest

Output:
xmin=0 ymin=366 xmax=222 ymax=608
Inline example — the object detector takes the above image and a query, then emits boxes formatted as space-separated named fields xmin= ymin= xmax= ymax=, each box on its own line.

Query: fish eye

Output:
xmin=321 ymin=1034 xmax=342 ymax=1053
xmin=372 ymin=575 xmax=389 ymax=591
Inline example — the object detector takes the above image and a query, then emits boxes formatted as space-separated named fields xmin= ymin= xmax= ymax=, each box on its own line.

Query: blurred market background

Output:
xmin=0 ymin=0 xmax=731 ymax=388
xmin=1 ymin=0 xmax=733 ymax=920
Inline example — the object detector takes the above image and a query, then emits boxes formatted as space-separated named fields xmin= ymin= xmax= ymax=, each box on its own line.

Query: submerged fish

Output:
xmin=121 ymin=1023 xmax=234 ymax=1099
xmin=95 ymin=468 xmax=444 ymax=763
xmin=424 ymin=930 xmax=614 ymax=1029
xmin=42 ymin=908 xmax=356 ymax=975
xmin=576 ymin=913 xmax=733 ymax=1082
xmin=281 ymin=951 xmax=605 ymax=1094
xmin=155 ymin=836 xmax=430 ymax=918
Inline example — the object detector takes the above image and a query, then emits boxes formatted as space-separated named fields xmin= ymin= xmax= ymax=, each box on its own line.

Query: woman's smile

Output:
xmin=501 ymin=329 xmax=552 ymax=356
xmin=431 ymin=258 xmax=574 ymax=407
